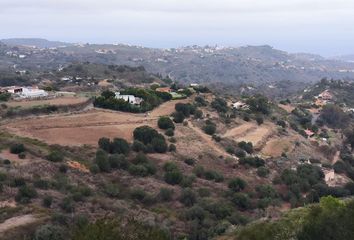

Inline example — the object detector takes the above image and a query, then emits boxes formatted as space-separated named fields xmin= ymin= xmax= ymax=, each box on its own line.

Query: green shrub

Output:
xmin=110 ymin=138 xmax=130 ymax=155
xmin=98 ymin=137 xmax=111 ymax=152
xmin=179 ymin=188 xmax=197 ymax=206
xmin=109 ymin=154 xmax=128 ymax=169
xmin=203 ymin=124 xmax=216 ymax=135
xmin=60 ymin=197 xmax=74 ymax=213
xmin=18 ymin=152 xmax=26 ymax=159
xmin=164 ymin=170 xmax=183 ymax=185
xmin=15 ymin=185 xmax=37 ymax=203
xmin=165 ymin=128 xmax=174 ymax=137
xmin=10 ymin=143 xmax=25 ymax=154
xmin=193 ymin=165 xmax=205 ymax=178
xmin=34 ymin=179 xmax=50 ymax=189
xmin=204 ymin=170 xmax=224 ymax=182
xmin=128 ymin=165 xmax=149 ymax=177
xmin=232 ymin=193 xmax=252 ymax=210
xmin=172 ymin=111 xmax=185 ymax=123
xmin=152 ymin=137 xmax=168 ymax=153
xmin=168 ymin=144 xmax=176 ymax=152
xmin=42 ymin=195 xmax=53 ymax=208
xmin=103 ymin=184 xmax=120 ymax=198
xmin=95 ymin=149 xmax=110 ymax=172
xmin=158 ymin=116 xmax=175 ymax=130
xmin=132 ymin=140 xmax=147 ymax=152
xmin=47 ymin=150 xmax=64 ymax=162
xmin=34 ymin=224 xmax=65 ymax=240
xmin=158 ymin=188 xmax=174 ymax=201
xmin=59 ymin=164 xmax=68 ymax=173
xmin=228 ymin=178 xmax=247 ymax=192
xmin=256 ymin=116 xmax=264 ymax=125
xmin=238 ymin=141 xmax=253 ymax=154
xmin=163 ymin=162 xmax=178 ymax=172
xmin=257 ymin=167 xmax=270 ymax=178
xmin=184 ymin=158 xmax=196 ymax=166
xmin=133 ymin=126 xmax=160 ymax=145
xmin=130 ymin=188 xmax=147 ymax=201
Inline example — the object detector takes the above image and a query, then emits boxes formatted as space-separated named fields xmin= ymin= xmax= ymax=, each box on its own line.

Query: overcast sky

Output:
xmin=1 ymin=0 xmax=353 ymax=56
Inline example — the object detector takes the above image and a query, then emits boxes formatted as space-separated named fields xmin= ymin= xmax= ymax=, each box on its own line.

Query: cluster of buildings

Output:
xmin=0 ymin=86 xmax=48 ymax=99
xmin=314 ymin=89 xmax=333 ymax=107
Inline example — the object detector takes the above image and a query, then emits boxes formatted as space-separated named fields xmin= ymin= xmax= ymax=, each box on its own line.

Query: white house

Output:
xmin=115 ymin=92 xmax=143 ymax=105
xmin=4 ymin=86 xmax=48 ymax=99
xmin=232 ymin=101 xmax=250 ymax=110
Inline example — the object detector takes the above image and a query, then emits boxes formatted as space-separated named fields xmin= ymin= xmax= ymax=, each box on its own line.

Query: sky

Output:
xmin=0 ymin=0 xmax=353 ymax=56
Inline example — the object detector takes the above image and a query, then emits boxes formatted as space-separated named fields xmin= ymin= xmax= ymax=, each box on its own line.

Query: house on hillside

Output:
xmin=155 ymin=87 xmax=172 ymax=93
xmin=304 ymin=129 xmax=315 ymax=138
xmin=3 ymin=86 xmax=48 ymax=99
xmin=318 ymin=90 xmax=333 ymax=101
xmin=232 ymin=101 xmax=250 ymax=110
xmin=115 ymin=92 xmax=143 ymax=105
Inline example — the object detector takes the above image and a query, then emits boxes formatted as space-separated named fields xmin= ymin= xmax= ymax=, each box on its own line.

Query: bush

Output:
xmin=60 ymin=197 xmax=74 ymax=213
xmin=184 ymin=158 xmax=196 ymax=166
xmin=239 ymin=156 xmax=265 ymax=168
xmin=203 ymin=124 xmax=216 ymax=135
xmin=211 ymin=98 xmax=228 ymax=113
xmin=256 ymin=116 xmax=264 ymax=125
xmin=158 ymin=116 xmax=175 ymax=130
xmin=169 ymin=144 xmax=176 ymax=152
xmin=175 ymin=103 xmax=193 ymax=117
xmin=10 ymin=143 xmax=25 ymax=154
xmin=109 ymin=154 xmax=128 ymax=169
xmin=193 ymin=165 xmax=205 ymax=178
xmin=179 ymin=188 xmax=197 ymax=206
xmin=204 ymin=170 xmax=224 ymax=182
xmin=158 ymin=188 xmax=174 ymax=201
xmin=228 ymin=178 xmax=247 ymax=192
xmin=257 ymin=167 xmax=270 ymax=178
xmin=165 ymin=128 xmax=174 ymax=137
xmin=232 ymin=193 xmax=252 ymax=210
xmin=103 ymin=184 xmax=120 ymax=198
xmin=132 ymin=140 xmax=147 ymax=152
xmin=18 ymin=152 xmax=26 ymax=159
xmin=128 ymin=165 xmax=149 ymax=177
xmin=42 ymin=195 xmax=53 ymax=208
xmin=133 ymin=126 xmax=160 ymax=145
xmin=110 ymin=138 xmax=130 ymax=155
xmin=34 ymin=224 xmax=65 ymax=240
xmin=152 ymin=137 xmax=168 ymax=153
xmin=47 ymin=150 xmax=64 ymax=162
xmin=59 ymin=164 xmax=68 ymax=173
xmin=130 ymin=188 xmax=147 ymax=201
xmin=15 ymin=185 xmax=37 ymax=203
xmin=235 ymin=149 xmax=246 ymax=158
xmin=95 ymin=149 xmax=110 ymax=172
xmin=34 ymin=179 xmax=50 ymax=189
xmin=98 ymin=137 xmax=111 ymax=152
xmin=164 ymin=170 xmax=183 ymax=185
xmin=238 ymin=141 xmax=253 ymax=154
xmin=172 ymin=111 xmax=185 ymax=123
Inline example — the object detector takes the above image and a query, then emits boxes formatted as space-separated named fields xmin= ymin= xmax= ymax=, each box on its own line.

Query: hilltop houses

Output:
xmin=314 ymin=90 xmax=334 ymax=106
xmin=115 ymin=92 xmax=143 ymax=105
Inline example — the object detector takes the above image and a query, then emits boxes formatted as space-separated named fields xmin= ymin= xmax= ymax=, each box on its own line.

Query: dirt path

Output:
xmin=0 ymin=214 xmax=39 ymax=234
xmin=331 ymin=150 xmax=341 ymax=165
xmin=222 ymin=122 xmax=257 ymax=138
xmin=187 ymin=121 xmax=229 ymax=157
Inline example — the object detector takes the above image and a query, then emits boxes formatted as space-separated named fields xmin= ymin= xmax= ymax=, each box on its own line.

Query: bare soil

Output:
xmin=6 ymin=96 xmax=89 ymax=108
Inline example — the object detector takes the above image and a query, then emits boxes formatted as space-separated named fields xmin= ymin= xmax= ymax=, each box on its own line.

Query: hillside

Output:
xmin=0 ymin=81 xmax=353 ymax=239
xmin=1 ymin=38 xmax=72 ymax=49
xmin=1 ymin=40 xmax=354 ymax=89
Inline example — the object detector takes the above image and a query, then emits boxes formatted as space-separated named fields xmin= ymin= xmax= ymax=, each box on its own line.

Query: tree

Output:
xmin=203 ymin=124 xmax=216 ymax=135
xmin=47 ymin=150 xmax=64 ymax=162
xmin=164 ymin=170 xmax=183 ymax=185
xmin=179 ymin=188 xmax=197 ymax=206
xmin=152 ymin=136 xmax=168 ymax=153
xmin=158 ymin=116 xmax=175 ymax=130
xmin=246 ymin=95 xmax=271 ymax=115
xmin=172 ymin=111 xmax=185 ymax=123
xmin=228 ymin=178 xmax=247 ymax=192
xmin=98 ymin=137 xmax=111 ymax=152
xmin=133 ymin=126 xmax=159 ymax=145
xmin=10 ymin=143 xmax=25 ymax=154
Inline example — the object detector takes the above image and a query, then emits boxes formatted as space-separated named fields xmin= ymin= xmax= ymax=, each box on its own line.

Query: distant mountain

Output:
xmin=1 ymin=38 xmax=72 ymax=48
xmin=332 ymin=54 xmax=354 ymax=63
xmin=1 ymin=39 xmax=354 ymax=88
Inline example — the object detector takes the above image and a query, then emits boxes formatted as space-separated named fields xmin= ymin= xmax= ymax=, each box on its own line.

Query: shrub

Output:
xmin=60 ymin=197 xmax=74 ymax=213
xmin=15 ymin=185 xmax=37 ymax=203
xmin=103 ymin=184 xmax=120 ymax=198
xmin=203 ymin=124 xmax=216 ymax=135
xmin=228 ymin=178 xmax=247 ymax=192
xmin=179 ymin=188 xmax=197 ymax=206
xmin=3 ymin=159 xmax=11 ymax=165
xmin=198 ymin=188 xmax=211 ymax=197
xmin=164 ymin=170 xmax=183 ymax=185
xmin=89 ymin=164 xmax=100 ymax=174
xmin=211 ymin=98 xmax=228 ymax=113
xmin=95 ymin=149 xmax=110 ymax=172
xmin=238 ymin=141 xmax=253 ymax=154
xmin=98 ymin=137 xmax=111 ymax=152
xmin=18 ymin=152 xmax=26 ymax=159
xmin=34 ymin=224 xmax=65 ymax=240
xmin=257 ymin=167 xmax=270 ymax=178
xmin=256 ymin=184 xmax=278 ymax=199
xmin=232 ymin=193 xmax=252 ymax=210
xmin=128 ymin=165 xmax=149 ymax=177
xmin=12 ymin=177 xmax=26 ymax=187
xmin=158 ymin=116 xmax=175 ymax=130
xmin=133 ymin=126 xmax=160 ymax=145
xmin=235 ymin=149 xmax=246 ymax=158
xmin=256 ymin=116 xmax=264 ymax=125
xmin=42 ymin=195 xmax=53 ymax=208
xmin=180 ymin=175 xmax=196 ymax=188
xmin=152 ymin=137 xmax=168 ymax=153
xmin=34 ymin=179 xmax=50 ymax=189
xmin=10 ymin=143 xmax=25 ymax=154
xmin=110 ymin=138 xmax=130 ymax=155
xmin=239 ymin=156 xmax=265 ymax=168
xmin=172 ymin=111 xmax=185 ymax=123
xmin=194 ymin=109 xmax=203 ymax=119
xmin=193 ymin=165 xmax=205 ymax=178
xmin=169 ymin=144 xmax=176 ymax=152
xmin=130 ymin=188 xmax=147 ymax=201
xmin=184 ymin=158 xmax=196 ymax=166
xmin=47 ymin=150 xmax=64 ymax=162
xmin=158 ymin=188 xmax=174 ymax=201
xmin=165 ymin=128 xmax=174 ymax=137
xmin=163 ymin=162 xmax=178 ymax=172
xmin=59 ymin=164 xmax=68 ymax=173
xmin=175 ymin=103 xmax=192 ymax=117
xmin=109 ymin=154 xmax=128 ymax=169
xmin=132 ymin=140 xmax=147 ymax=152
xmin=204 ymin=170 xmax=224 ymax=182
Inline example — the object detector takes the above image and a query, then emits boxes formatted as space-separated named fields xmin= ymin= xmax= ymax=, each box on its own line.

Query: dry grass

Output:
xmin=6 ymin=96 xmax=89 ymax=108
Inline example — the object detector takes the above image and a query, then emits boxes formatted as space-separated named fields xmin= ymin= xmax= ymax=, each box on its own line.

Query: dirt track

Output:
xmin=1 ymin=98 xmax=190 ymax=146
xmin=6 ymin=97 xmax=89 ymax=108
xmin=0 ymin=215 xmax=39 ymax=234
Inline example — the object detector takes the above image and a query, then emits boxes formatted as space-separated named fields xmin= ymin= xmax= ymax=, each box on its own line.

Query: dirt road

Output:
xmin=0 ymin=215 xmax=39 ymax=234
